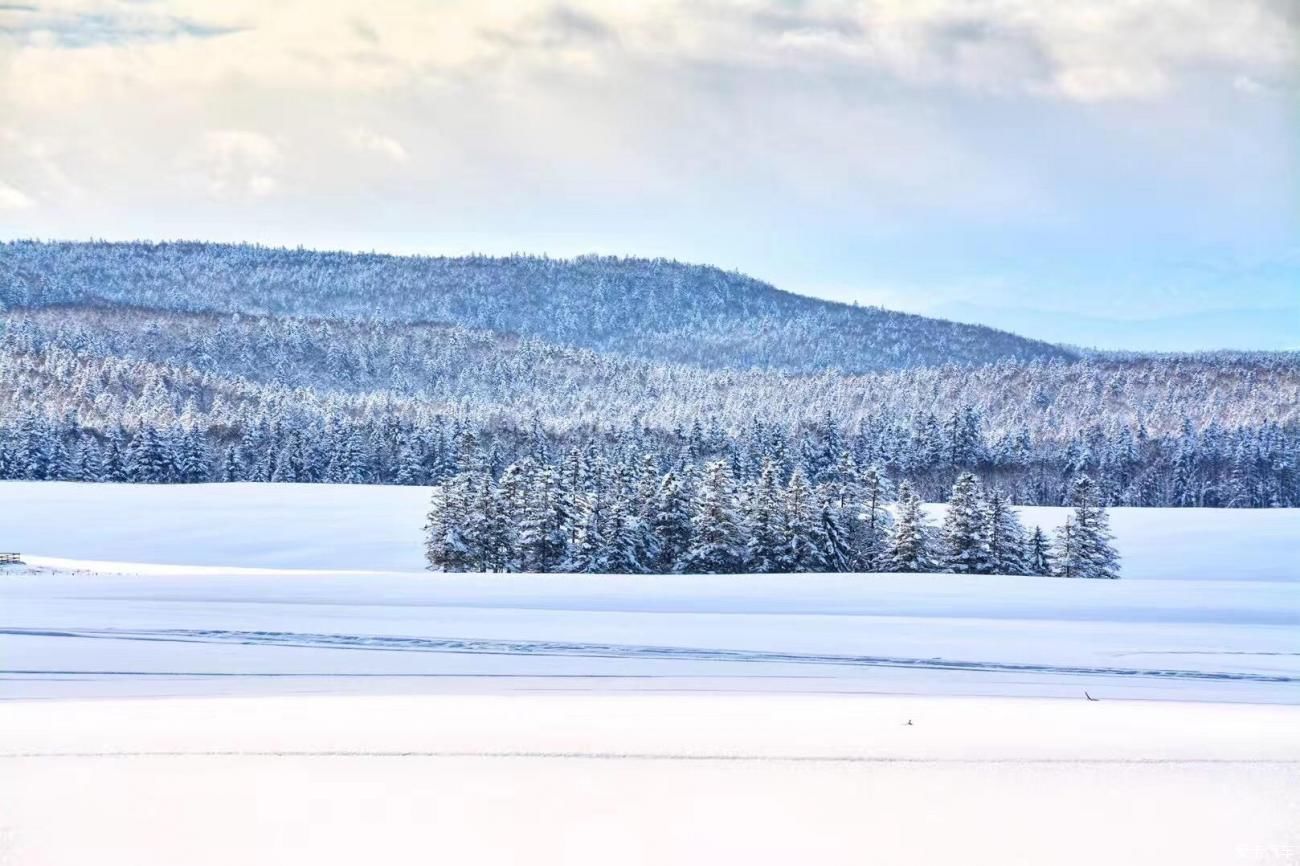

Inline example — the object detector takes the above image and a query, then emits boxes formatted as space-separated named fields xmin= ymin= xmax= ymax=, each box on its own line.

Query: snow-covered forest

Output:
xmin=425 ymin=462 xmax=1120 ymax=578
xmin=1 ymin=240 xmax=1071 ymax=372
xmin=1 ymin=241 xmax=1296 ymax=508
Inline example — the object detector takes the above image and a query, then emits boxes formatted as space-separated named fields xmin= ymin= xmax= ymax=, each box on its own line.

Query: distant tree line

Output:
xmin=424 ymin=464 xmax=1119 ymax=578
xmin=0 ymin=410 xmax=1294 ymax=510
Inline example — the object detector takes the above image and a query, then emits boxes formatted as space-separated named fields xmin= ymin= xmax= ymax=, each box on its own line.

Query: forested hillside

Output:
xmin=0 ymin=241 xmax=1072 ymax=373
xmin=1 ymin=240 xmax=1296 ymax=508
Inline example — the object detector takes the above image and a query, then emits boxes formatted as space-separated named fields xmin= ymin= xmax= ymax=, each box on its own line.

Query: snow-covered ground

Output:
xmin=2 ymin=481 xmax=1297 ymax=702
xmin=4 ymin=480 xmax=1298 ymax=578
xmin=2 ymin=693 xmax=1298 ymax=866
xmin=1 ymin=481 xmax=1297 ymax=864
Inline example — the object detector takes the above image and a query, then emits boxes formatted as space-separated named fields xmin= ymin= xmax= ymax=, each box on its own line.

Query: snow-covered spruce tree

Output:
xmin=329 ymin=426 xmax=370 ymax=484
xmin=650 ymin=470 xmax=693 ymax=573
xmin=603 ymin=455 xmax=655 ymax=569
xmin=635 ymin=453 xmax=662 ymax=517
xmin=1026 ymin=525 xmax=1053 ymax=576
xmin=75 ymin=437 xmax=105 ymax=482
xmin=854 ymin=465 xmax=894 ymax=571
xmin=742 ymin=458 xmax=784 ymax=573
xmin=424 ymin=473 xmax=477 ymax=572
xmin=565 ymin=491 xmax=609 ymax=574
xmin=470 ymin=473 xmax=509 ymax=572
xmin=778 ymin=467 xmax=826 ymax=572
xmin=15 ymin=413 xmax=49 ymax=480
xmin=679 ymin=459 xmax=744 ymax=574
xmin=1056 ymin=475 xmax=1121 ymax=579
xmin=941 ymin=472 xmax=991 ymax=574
xmin=220 ymin=446 xmax=243 ymax=482
xmin=173 ymin=427 xmax=210 ymax=483
xmin=887 ymin=481 xmax=935 ymax=573
xmin=127 ymin=426 xmax=173 ymax=483
xmin=984 ymin=487 xmax=1029 ymax=575
xmin=818 ymin=488 xmax=854 ymax=573
xmin=517 ymin=464 xmax=571 ymax=572
xmin=1050 ymin=515 xmax=1079 ymax=578
xmin=394 ymin=441 xmax=423 ymax=486
xmin=632 ymin=454 xmax=666 ymax=572
xmin=103 ymin=429 xmax=128 ymax=482
xmin=494 ymin=460 xmax=533 ymax=572
xmin=602 ymin=490 xmax=653 ymax=575
xmin=45 ymin=431 xmax=73 ymax=482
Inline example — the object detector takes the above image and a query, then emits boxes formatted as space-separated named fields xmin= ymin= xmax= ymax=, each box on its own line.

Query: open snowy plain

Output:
xmin=2 ymin=481 xmax=1298 ymax=864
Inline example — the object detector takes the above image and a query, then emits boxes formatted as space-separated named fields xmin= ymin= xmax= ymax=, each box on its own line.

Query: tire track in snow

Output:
xmin=2 ymin=627 xmax=1296 ymax=684
xmin=4 ymin=751 xmax=1298 ymax=765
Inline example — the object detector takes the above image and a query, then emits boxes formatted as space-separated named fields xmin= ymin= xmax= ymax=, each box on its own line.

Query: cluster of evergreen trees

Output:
xmin=425 ymin=452 xmax=1120 ymax=578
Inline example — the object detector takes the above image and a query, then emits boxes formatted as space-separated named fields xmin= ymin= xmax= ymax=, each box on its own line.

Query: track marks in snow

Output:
xmin=4 ymin=751 xmax=1297 ymax=764
xmin=2 ymin=627 xmax=1295 ymax=684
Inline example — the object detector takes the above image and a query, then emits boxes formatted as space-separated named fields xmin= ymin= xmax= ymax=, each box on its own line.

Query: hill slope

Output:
xmin=0 ymin=240 xmax=1075 ymax=373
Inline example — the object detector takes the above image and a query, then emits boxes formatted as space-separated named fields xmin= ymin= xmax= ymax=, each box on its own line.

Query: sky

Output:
xmin=0 ymin=0 xmax=1297 ymax=350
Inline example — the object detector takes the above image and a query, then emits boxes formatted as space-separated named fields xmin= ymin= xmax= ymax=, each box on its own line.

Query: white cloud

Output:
xmin=193 ymin=130 xmax=281 ymax=198
xmin=0 ymin=182 xmax=35 ymax=210
xmin=1233 ymin=75 xmax=1267 ymax=94
xmin=4 ymin=1 xmax=1293 ymax=107
xmin=346 ymin=128 xmax=408 ymax=162
xmin=1054 ymin=64 xmax=1168 ymax=102
xmin=246 ymin=175 xmax=277 ymax=197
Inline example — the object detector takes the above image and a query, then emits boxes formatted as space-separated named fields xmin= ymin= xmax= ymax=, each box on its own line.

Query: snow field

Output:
xmin=2 ymin=481 xmax=1298 ymax=864
xmin=1 ymin=480 xmax=1297 ymax=702
xmin=2 ymin=480 xmax=1297 ymax=579
xmin=1 ymin=694 xmax=1298 ymax=866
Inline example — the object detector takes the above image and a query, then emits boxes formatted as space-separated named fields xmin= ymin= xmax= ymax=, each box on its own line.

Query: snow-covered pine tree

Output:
xmin=75 ymin=437 xmax=105 ymax=482
xmin=1027 ymin=525 xmax=1053 ymax=576
xmin=0 ymin=433 xmax=12 ymax=480
xmin=494 ymin=460 xmax=533 ymax=572
xmin=1062 ymin=474 xmax=1121 ymax=579
xmin=742 ymin=458 xmax=783 ymax=573
xmin=650 ymin=470 xmax=693 ymax=573
xmin=818 ymin=488 xmax=854 ymax=573
xmin=602 ymin=493 xmax=651 ymax=574
xmin=424 ymin=473 xmax=473 ymax=571
xmin=220 ymin=445 xmax=243 ymax=482
xmin=16 ymin=413 xmax=48 ymax=480
xmin=127 ymin=426 xmax=173 ymax=483
xmin=633 ymin=454 xmax=665 ymax=570
xmin=855 ymin=464 xmax=894 ymax=571
xmin=679 ymin=459 xmax=744 ymax=574
xmin=103 ymin=429 xmax=128 ymax=482
xmin=470 ymin=474 xmax=509 ymax=572
xmin=173 ymin=427 xmax=209 ymax=483
xmin=777 ymin=467 xmax=825 ymax=572
xmin=888 ymin=481 xmax=934 ymax=573
xmin=1050 ymin=515 xmax=1078 ymax=578
xmin=394 ymin=441 xmax=424 ymax=486
xmin=566 ymin=491 xmax=609 ymax=574
xmin=635 ymin=453 xmax=661 ymax=514
xmin=518 ymin=464 xmax=571 ymax=572
xmin=984 ymin=487 xmax=1029 ymax=575
xmin=941 ymin=472 xmax=991 ymax=574
xmin=328 ymin=426 xmax=369 ymax=484
xmin=44 ymin=430 xmax=73 ymax=481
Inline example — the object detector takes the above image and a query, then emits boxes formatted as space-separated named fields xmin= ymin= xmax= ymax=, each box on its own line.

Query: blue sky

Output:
xmin=1 ymin=0 xmax=1296 ymax=350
